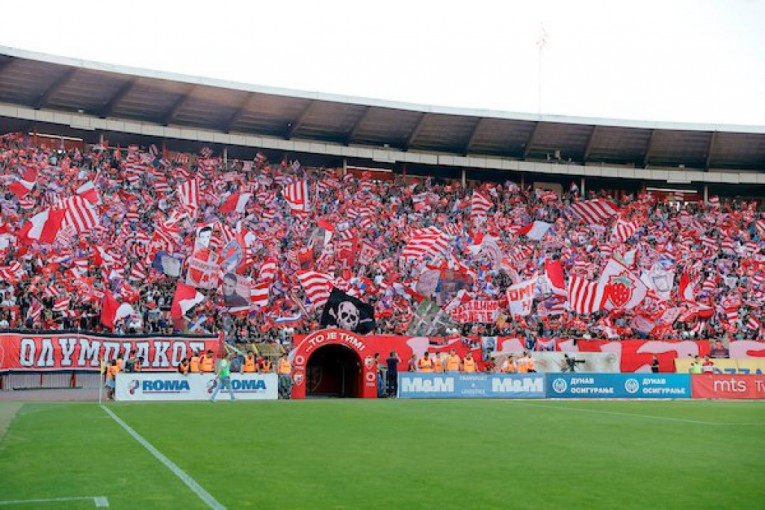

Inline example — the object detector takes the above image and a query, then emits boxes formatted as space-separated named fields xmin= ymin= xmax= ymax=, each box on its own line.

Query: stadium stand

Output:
xmin=0 ymin=131 xmax=763 ymax=348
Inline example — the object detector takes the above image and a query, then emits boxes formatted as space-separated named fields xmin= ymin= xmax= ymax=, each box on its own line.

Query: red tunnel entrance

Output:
xmin=306 ymin=344 xmax=362 ymax=398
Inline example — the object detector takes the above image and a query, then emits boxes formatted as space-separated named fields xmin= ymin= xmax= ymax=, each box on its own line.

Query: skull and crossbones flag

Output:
xmin=320 ymin=288 xmax=376 ymax=334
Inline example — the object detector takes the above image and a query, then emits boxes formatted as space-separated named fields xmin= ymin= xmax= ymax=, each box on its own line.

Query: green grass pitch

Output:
xmin=1 ymin=399 xmax=764 ymax=509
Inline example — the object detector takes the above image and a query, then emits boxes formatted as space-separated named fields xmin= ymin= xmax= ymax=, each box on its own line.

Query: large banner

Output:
xmin=397 ymin=373 xmax=545 ymax=399
xmin=569 ymin=340 xmax=711 ymax=373
xmin=691 ymin=374 xmax=765 ymax=399
xmin=546 ymin=373 xmax=691 ymax=399
xmin=0 ymin=333 xmax=220 ymax=372
xmin=675 ymin=358 xmax=765 ymax=375
xmin=115 ymin=373 xmax=277 ymax=401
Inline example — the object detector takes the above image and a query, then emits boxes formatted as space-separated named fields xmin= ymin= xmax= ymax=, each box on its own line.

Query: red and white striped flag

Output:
xmin=569 ymin=200 xmax=621 ymax=225
xmin=75 ymin=181 xmax=99 ymax=204
xmin=470 ymin=191 xmax=492 ymax=220
xmin=0 ymin=262 xmax=25 ymax=282
xmin=53 ymin=297 xmax=71 ymax=312
xmin=402 ymin=227 xmax=450 ymax=261
xmin=612 ymin=218 xmax=639 ymax=243
xmin=61 ymin=196 xmax=100 ymax=234
xmin=567 ymin=275 xmax=604 ymax=315
xmin=707 ymin=195 xmax=720 ymax=208
xmin=250 ymin=281 xmax=270 ymax=309
xmin=282 ymin=180 xmax=310 ymax=213
xmin=296 ymin=271 xmax=334 ymax=310
xmin=177 ymin=179 xmax=200 ymax=213
xmin=755 ymin=219 xmax=765 ymax=236
xmin=747 ymin=316 xmax=761 ymax=331
xmin=258 ymin=258 xmax=277 ymax=282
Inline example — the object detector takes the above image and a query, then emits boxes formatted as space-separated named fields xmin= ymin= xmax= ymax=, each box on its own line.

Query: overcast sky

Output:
xmin=2 ymin=0 xmax=764 ymax=126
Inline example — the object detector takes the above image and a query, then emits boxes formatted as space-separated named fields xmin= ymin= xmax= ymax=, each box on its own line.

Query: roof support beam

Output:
xmin=582 ymin=125 xmax=598 ymax=163
xmin=404 ymin=113 xmax=428 ymax=151
xmin=705 ymin=132 xmax=718 ymax=170
xmin=345 ymin=106 xmax=371 ymax=145
xmin=98 ymin=79 xmax=137 ymax=118
xmin=286 ymin=100 xmax=315 ymax=139
xmin=34 ymin=68 xmax=78 ymax=110
xmin=643 ymin=129 xmax=656 ymax=167
xmin=161 ymin=85 xmax=196 ymax=126
xmin=522 ymin=121 xmax=542 ymax=159
xmin=462 ymin=117 xmax=485 ymax=155
xmin=224 ymin=93 xmax=254 ymax=133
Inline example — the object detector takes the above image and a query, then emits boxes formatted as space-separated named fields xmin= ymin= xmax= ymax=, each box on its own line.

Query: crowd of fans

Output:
xmin=0 ymin=132 xmax=762 ymax=345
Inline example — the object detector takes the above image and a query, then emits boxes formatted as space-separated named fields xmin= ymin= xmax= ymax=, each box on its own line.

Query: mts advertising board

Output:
xmin=397 ymin=373 xmax=545 ymax=399
xmin=0 ymin=333 xmax=220 ymax=372
xmin=115 ymin=373 xmax=278 ymax=401
xmin=691 ymin=375 xmax=765 ymax=399
xmin=547 ymin=373 xmax=691 ymax=399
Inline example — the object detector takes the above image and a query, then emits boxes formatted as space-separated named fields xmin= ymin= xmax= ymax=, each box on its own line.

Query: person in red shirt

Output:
xmin=701 ymin=355 xmax=715 ymax=374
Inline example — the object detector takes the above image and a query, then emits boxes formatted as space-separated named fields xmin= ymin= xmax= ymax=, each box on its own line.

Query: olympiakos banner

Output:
xmin=0 ymin=333 xmax=220 ymax=372
xmin=450 ymin=301 xmax=500 ymax=323
xmin=506 ymin=277 xmax=537 ymax=317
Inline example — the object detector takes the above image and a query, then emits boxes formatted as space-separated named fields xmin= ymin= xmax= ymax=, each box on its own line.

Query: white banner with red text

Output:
xmin=0 ymin=333 xmax=221 ymax=372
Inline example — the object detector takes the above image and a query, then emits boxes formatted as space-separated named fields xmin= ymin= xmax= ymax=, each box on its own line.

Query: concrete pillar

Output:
xmin=703 ymin=184 xmax=708 ymax=203
xmin=580 ymin=176 xmax=586 ymax=197
xmin=461 ymin=168 xmax=466 ymax=188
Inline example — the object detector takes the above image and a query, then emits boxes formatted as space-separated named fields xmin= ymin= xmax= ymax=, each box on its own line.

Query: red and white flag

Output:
xmin=567 ymin=275 xmax=604 ymax=314
xmin=517 ymin=221 xmax=553 ymax=241
xmin=75 ymin=181 xmax=100 ymax=204
xmin=53 ymin=297 xmax=71 ymax=312
xmin=17 ymin=207 xmax=66 ymax=244
xmin=250 ymin=281 xmax=270 ymax=309
xmin=470 ymin=191 xmax=493 ymax=220
xmin=61 ymin=196 xmax=100 ymax=234
xmin=8 ymin=178 xmax=35 ymax=198
xmin=599 ymin=258 xmax=648 ymax=310
xmin=170 ymin=282 xmax=205 ymax=319
xmin=569 ymin=200 xmax=621 ymax=225
xmin=707 ymin=195 xmax=720 ymax=208
xmin=178 ymin=179 xmax=200 ymax=213
xmin=282 ymin=180 xmax=310 ymax=213
xmin=612 ymin=218 xmax=639 ymax=243
xmin=506 ymin=276 xmax=538 ymax=317
xmin=678 ymin=271 xmax=697 ymax=303
xmin=747 ymin=316 xmax=761 ymax=331
xmin=219 ymin=192 xmax=252 ymax=214
xmin=402 ymin=227 xmax=449 ymax=261
xmin=296 ymin=271 xmax=334 ymax=309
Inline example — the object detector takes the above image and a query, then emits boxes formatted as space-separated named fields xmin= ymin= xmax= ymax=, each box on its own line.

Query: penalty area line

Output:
xmin=101 ymin=405 xmax=225 ymax=510
xmin=0 ymin=496 xmax=109 ymax=507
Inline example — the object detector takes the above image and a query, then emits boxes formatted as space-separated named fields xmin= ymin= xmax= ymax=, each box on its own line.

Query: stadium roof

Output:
xmin=1 ymin=45 xmax=764 ymax=172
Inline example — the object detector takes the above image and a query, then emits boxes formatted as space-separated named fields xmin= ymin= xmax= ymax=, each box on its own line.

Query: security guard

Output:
xmin=462 ymin=352 xmax=477 ymax=373
xmin=418 ymin=352 xmax=434 ymax=373
xmin=243 ymin=351 xmax=258 ymax=373
xmin=189 ymin=350 xmax=201 ymax=373
xmin=200 ymin=350 xmax=215 ymax=373
xmin=277 ymin=354 xmax=292 ymax=399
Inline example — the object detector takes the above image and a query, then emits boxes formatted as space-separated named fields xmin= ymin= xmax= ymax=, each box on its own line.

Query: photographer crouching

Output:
xmin=561 ymin=354 xmax=586 ymax=372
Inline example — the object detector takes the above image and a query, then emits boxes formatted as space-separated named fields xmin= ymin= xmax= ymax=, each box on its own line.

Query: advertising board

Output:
xmin=115 ymin=373 xmax=278 ymax=401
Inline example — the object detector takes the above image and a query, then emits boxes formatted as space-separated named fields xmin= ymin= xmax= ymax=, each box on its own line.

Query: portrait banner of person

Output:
xmin=222 ymin=272 xmax=251 ymax=310
xmin=320 ymin=288 xmax=376 ymax=334
xmin=219 ymin=238 xmax=244 ymax=273
xmin=481 ymin=337 xmax=497 ymax=362
xmin=709 ymin=338 xmax=729 ymax=359
xmin=193 ymin=224 xmax=214 ymax=255
xmin=152 ymin=251 xmax=183 ymax=277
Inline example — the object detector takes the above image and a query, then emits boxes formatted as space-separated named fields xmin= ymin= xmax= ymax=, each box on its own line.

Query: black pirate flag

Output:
xmin=320 ymin=288 xmax=376 ymax=334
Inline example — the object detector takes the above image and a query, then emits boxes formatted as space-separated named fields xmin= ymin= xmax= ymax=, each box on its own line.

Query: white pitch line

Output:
xmin=101 ymin=405 xmax=225 ymax=510
xmin=0 ymin=496 xmax=109 ymax=507
xmin=510 ymin=400 xmax=765 ymax=426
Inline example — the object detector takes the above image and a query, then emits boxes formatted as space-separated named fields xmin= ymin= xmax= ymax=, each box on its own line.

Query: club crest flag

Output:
xmin=599 ymin=258 xmax=648 ymax=310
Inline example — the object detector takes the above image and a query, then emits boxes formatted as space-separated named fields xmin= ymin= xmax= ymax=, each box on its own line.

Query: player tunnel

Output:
xmin=306 ymin=344 xmax=362 ymax=398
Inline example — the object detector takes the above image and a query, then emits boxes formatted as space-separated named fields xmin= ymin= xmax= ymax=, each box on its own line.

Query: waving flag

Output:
xmin=75 ymin=181 xmax=99 ymax=204
xmin=282 ymin=180 xmax=310 ymax=213
xmin=170 ymin=282 xmax=205 ymax=319
xmin=8 ymin=178 xmax=35 ymax=198
xmin=612 ymin=218 xmax=639 ymax=243
xmin=506 ymin=276 xmax=538 ymax=317
xmin=568 ymin=275 xmax=604 ymax=315
xmin=402 ymin=227 xmax=449 ymax=261
xmin=569 ymin=200 xmax=621 ymax=224
xmin=250 ymin=281 xmax=270 ymax=309
xmin=17 ymin=207 xmax=66 ymax=244
xmin=517 ymin=221 xmax=552 ymax=241
xmin=61 ymin=196 xmax=100 ymax=234
xmin=219 ymin=192 xmax=252 ymax=214
xmin=178 ymin=179 xmax=200 ymax=213
xmin=297 ymin=271 xmax=334 ymax=309
xmin=471 ymin=191 xmax=493 ymax=220
xmin=599 ymin=258 xmax=648 ymax=310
